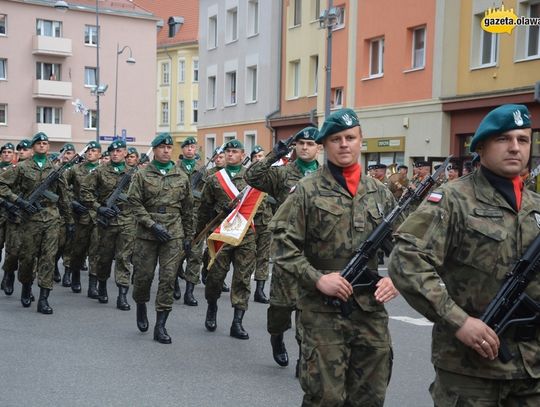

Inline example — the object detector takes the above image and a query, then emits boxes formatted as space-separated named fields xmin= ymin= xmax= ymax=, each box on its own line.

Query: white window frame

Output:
xmin=207 ymin=75 xmax=217 ymax=109
xmin=208 ymin=15 xmax=218 ymax=50
xmin=226 ymin=7 xmax=239 ymax=43
xmin=161 ymin=101 xmax=169 ymax=125
xmin=205 ymin=135 xmax=216 ymax=162
xmin=0 ymin=14 xmax=7 ymax=36
xmin=244 ymin=132 xmax=256 ymax=154
xmin=480 ymin=29 xmax=498 ymax=66
xmin=192 ymin=59 xmax=199 ymax=83
xmin=245 ymin=65 xmax=258 ymax=103
xmin=225 ymin=71 xmax=237 ymax=106
xmin=36 ymin=106 xmax=62 ymax=124
xmin=178 ymin=58 xmax=186 ymax=83
xmin=333 ymin=6 xmax=345 ymax=30
xmin=178 ymin=100 xmax=185 ymax=125
xmin=292 ymin=0 xmax=302 ymax=27
xmin=84 ymin=110 xmax=97 ymax=130
xmin=290 ymin=60 xmax=300 ymax=98
xmin=223 ymin=132 xmax=236 ymax=144
xmin=84 ymin=67 xmax=97 ymax=87
xmin=192 ymin=100 xmax=198 ymax=124
xmin=334 ymin=88 xmax=343 ymax=108
xmin=313 ymin=0 xmax=321 ymax=22
xmin=412 ymin=26 xmax=426 ymax=69
xmin=36 ymin=19 xmax=62 ymax=37
xmin=0 ymin=58 xmax=6 ymax=80
xmin=36 ymin=62 xmax=61 ymax=80
xmin=310 ymin=55 xmax=319 ymax=95
xmin=527 ymin=3 xmax=540 ymax=58
xmin=369 ymin=37 xmax=384 ymax=77
xmin=161 ymin=62 xmax=170 ymax=86
xmin=247 ymin=0 xmax=259 ymax=37
xmin=0 ymin=104 xmax=6 ymax=125
xmin=84 ymin=25 xmax=98 ymax=46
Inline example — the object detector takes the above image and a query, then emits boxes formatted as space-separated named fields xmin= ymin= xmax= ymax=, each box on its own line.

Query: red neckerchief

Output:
xmin=512 ymin=176 xmax=523 ymax=211
xmin=342 ymin=163 xmax=361 ymax=196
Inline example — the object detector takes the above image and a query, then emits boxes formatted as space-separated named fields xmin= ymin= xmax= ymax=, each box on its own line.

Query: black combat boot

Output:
xmin=136 ymin=303 xmax=149 ymax=332
xmin=230 ymin=308 xmax=249 ymax=340
xmin=116 ymin=285 xmax=131 ymax=310
xmin=71 ymin=269 xmax=81 ymax=293
xmin=205 ymin=300 xmax=218 ymax=332
xmin=184 ymin=282 xmax=198 ymax=306
xmin=87 ymin=275 xmax=99 ymax=299
xmin=21 ymin=283 xmax=33 ymax=307
xmin=254 ymin=280 xmax=269 ymax=304
xmin=173 ymin=276 xmax=182 ymax=300
xmin=2 ymin=272 xmax=15 ymax=296
xmin=37 ymin=287 xmax=53 ymax=314
xmin=53 ymin=265 xmax=61 ymax=283
xmin=153 ymin=310 xmax=172 ymax=344
xmin=270 ymin=334 xmax=289 ymax=367
xmin=97 ymin=280 xmax=108 ymax=303
xmin=222 ymin=281 xmax=230 ymax=292
xmin=62 ymin=267 xmax=72 ymax=287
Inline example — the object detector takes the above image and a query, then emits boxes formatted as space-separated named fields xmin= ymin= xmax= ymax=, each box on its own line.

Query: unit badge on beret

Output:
xmin=342 ymin=113 xmax=353 ymax=126
xmin=513 ymin=110 xmax=524 ymax=126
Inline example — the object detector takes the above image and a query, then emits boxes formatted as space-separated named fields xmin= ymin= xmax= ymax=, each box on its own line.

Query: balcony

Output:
xmin=33 ymin=123 xmax=72 ymax=142
xmin=32 ymin=36 xmax=72 ymax=57
xmin=33 ymin=80 xmax=72 ymax=100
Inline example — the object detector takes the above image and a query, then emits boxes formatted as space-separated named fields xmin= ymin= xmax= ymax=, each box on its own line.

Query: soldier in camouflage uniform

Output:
xmin=125 ymin=146 xmax=139 ymax=167
xmin=389 ymin=104 xmax=540 ymax=405
xmin=65 ymin=141 xmax=101 ymax=296
xmin=80 ymin=140 xmax=133 ymax=311
xmin=197 ymin=139 xmax=257 ymax=340
xmin=0 ymin=133 xmax=73 ymax=314
xmin=245 ymin=126 xmax=320 ymax=368
xmin=369 ymin=163 xmax=389 ymax=186
xmin=0 ymin=142 xmax=15 ymax=263
xmin=176 ymin=136 xmax=205 ymax=306
xmin=271 ymin=109 xmax=399 ymax=406
xmin=129 ymin=133 xmax=193 ymax=344
xmin=1 ymin=139 xmax=32 ymax=296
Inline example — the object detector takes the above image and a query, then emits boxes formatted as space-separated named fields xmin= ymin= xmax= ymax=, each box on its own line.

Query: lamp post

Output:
xmin=319 ymin=2 xmax=339 ymax=119
xmin=114 ymin=44 xmax=136 ymax=138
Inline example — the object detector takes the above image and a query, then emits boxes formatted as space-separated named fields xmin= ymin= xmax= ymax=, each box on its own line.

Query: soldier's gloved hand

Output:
xmin=71 ymin=200 xmax=88 ymax=215
xmin=97 ymin=206 xmax=118 ymax=219
xmin=183 ymin=239 xmax=192 ymax=256
xmin=112 ymin=204 xmax=122 ymax=215
xmin=272 ymin=137 xmax=292 ymax=159
xmin=66 ymin=223 xmax=76 ymax=240
xmin=15 ymin=197 xmax=38 ymax=215
xmin=151 ymin=223 xmax=172 ymax=242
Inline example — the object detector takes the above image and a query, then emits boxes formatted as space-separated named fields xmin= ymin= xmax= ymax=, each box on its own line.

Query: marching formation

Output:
xmin=1 ymin=104 xmax=539 ymax=406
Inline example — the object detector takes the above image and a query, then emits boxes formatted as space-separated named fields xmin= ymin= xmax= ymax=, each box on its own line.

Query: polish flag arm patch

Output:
xmin=427 ymin=192 xmax=443 ymax=203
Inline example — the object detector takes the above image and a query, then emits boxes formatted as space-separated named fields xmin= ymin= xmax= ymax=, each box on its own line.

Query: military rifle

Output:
xmin=525 ymin=164 xmax=540 ymax=186
xmin=481 ymin=233 xmax=540 ymax=363
xmin=0 ymin=198 xmax=20 ymax=222
xmin=97 ymin=147 xmax=152 ymax=227
xmin=330 ymin=155 xmax=453 ymax=317
xmin=190 ymin=145 xmax=224 ymax=199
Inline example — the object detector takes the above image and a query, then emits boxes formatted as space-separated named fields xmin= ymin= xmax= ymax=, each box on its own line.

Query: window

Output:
xmin=245 ymin=133 xmax=256 ymax=154
xmin=223 ymin=133 xmax=236 ymax=144
xmin=161 ymin=62 xmax=170 ymax=85
xmin=208 ymin=15 xmax=218 ymax=49
xmin=178 ymin=100 xmax=185 ymax=125
xmin=370 ymin=37 xmax=384 ymax=77
xmin=84 ymin=110 xmax=97 ymax=129
xmin=290 ymin=60 xmax=300 ymax=98
xmin=412 ymin=26 xmax=426 ymax=69
xmin=225 ymin=71 xmax=237 ymax=106
xmin=226 ymin=7 xmax=238 ymax=43
xmin=0 ymin=14 xmax=6 ymax=35
xmin=309 ymin=55 xmax=319 ymax=95
xmin=314 ymin=0 xmax=321 ymax=21
xmin=192 ymin=100 xmax=198 ymax=123
xmin=161 ymin=102 xmax=169 ymax=125
xmin=193 ymin=59 xmax=199 ymax=82
xmin=480 ymin=30 xmax=498 ymax=65
xmin=178 ymin=59 xmax=185 ymax=83
xmin=205 ymin=136 xmax=216 ymax=161
xmin=0 ymin=104 xmax=6 ymax=125
xmin=36 ymin=106 xmax=62 ymax=124
xmin=36 ymin=19 xmax=62 ymax=37
xmin=208 ymin=75 xmax=217 ymax=109
xmin=247 ymin=0 xmax=259 ymax=36
xmin=333 ymin=88 xmax=343 ymax=108
xmin=36 ymin=62 xmax=61 ymax=80
xmin=85 ymin=67 xmax=97 ymax=87
xmin=293 ymin=0 xmax=302 ymax=26
xmin=246 ymin=65 xmax=258 ymax=103
xmin=84 ymin=25 xmax=98 ymax=46
xmin=334 ymin=6 xmax=345 ymax=29
xmin=527 ymin=3 xmax=540 ymax=57
xmin=0 ymin=59 xmax=6 ymax=80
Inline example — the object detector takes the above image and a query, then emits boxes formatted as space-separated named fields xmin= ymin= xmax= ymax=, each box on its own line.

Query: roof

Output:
xmin=54 ymin=0 xmax=155 ymax=19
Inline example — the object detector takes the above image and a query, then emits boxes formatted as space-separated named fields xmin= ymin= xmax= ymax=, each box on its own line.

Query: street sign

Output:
xmin=99 ymin=135 xmax=136 ymax=142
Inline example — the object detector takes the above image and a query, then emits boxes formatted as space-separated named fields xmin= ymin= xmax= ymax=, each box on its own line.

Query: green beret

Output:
xmin=223 ymin=139 xmax=244 ymax=150
xmin=49 ymin=152 xmax=60 ymax=161
xmin=60 ymin=143 xmax=75 ymax=153
xmin=470 ymin=104 xmax=531 ymax=152
xmin=127 ymin=147 xmax=139 ymax=156
xmin=101 ymin=150 xmax=110 ymax=158
xmin=86 ymin=141 xmax=101 ymax=150
xmin=151 ymin=132 xmax=173 ymax=148
xmin=316 ymin=108 xmax=360 ymax=144
xmin=17 ymin=139 xmax=32 ymax=150
xmin=181 ymin=136 xmax=197 ymax=148
xmin=31 ymin=132 xmax=48 ymax=146
xmin=108 ymin=139 xmax=127 ymax=152
xmin=294 ymin=127 xmax=319 ymax=142
xmin=1 ymin=142 xmax=15 ymax=152
xmin=368 ymin=163 xmax=387 ymax=171
xmin=251 ymin=145 xmax=264 ymax=157
xmin=414 ymin=161 xmax=430 ymax=168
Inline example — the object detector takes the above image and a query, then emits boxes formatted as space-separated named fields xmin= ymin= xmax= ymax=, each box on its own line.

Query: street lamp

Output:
xmin=114 ymin=44 xmax=136 ymax=138
xmin=319 ymin=2 xmax=340 ymax=119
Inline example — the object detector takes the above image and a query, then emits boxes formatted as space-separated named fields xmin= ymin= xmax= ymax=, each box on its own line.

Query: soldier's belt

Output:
xmin=307 ymin=257 xmax=351 ymax=271
xmin=147 ymin=206 xmax=181 ymax=214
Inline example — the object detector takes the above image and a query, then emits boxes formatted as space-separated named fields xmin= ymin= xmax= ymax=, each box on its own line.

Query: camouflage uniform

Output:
xmin=128 ymin=162 xmax=193 ymax=311
xmin=389 ymin=168 xmax=540 ymax=405
xmin=271 ymin=166 xmax=395 ymax=406
xmin=253 ymin=197 xmax=273 ymax=281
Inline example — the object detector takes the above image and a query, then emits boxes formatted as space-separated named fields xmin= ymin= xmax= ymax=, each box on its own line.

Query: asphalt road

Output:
xmin=0 ymin=264 xmax=434 ymax=407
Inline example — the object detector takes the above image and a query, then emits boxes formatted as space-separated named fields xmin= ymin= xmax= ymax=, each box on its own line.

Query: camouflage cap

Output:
xmin=181 ymin=136 xmax=197 ymax=148
xmin=108 ymin=139 xmax=127 ymax=152
xmin=223 ymin=139 xmax=244 ymax=150
xmin=1 ymin=142 xmax=15 ymax=152
xmin=16 ymin=139 xmax=32 ymax=150
xmin=127 ymin=146 xmax=139 ymax=156
xmin=470 ymin=104 xmax=531 ymax=152
xmin=86 ymin=140 xmax=102 ymax=150
xmin=151 ymin=132 xmax=173 ymax=148
xmin=60 ymin=143 xmax=75 ymax=153
xmin=316 ymin=108 xmax=360 ymax=144
xmin=294 ymin=126 xmax=319 ymax=142
xmin=250 ymin=145 xmax=264 ymax=157
xmin=31 ymin=132 xmax=48 ymax=146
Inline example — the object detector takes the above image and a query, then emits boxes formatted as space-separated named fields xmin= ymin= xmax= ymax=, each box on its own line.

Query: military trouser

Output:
xmin=180 ymin=237 xmax=203 ymax=285
xmin=254 ymin=223 xmax=271 ymax=281
xmin=430 ymin=368 xmax=540 ymax=407
xmin=18 ymin=219 xmax=60 ymax=290
xmin=132 ymin=237 xmax=183 ymax=312
xmin=267 ymin=262 xmax=298 ymax=335
xmin=56 ymin=221 xmax=72 ymax=268
xmin=299 ymin=308 xmax=392 ymax=407
xmin=88 ymin=225 xmax=98 ymax=277
xmin=204 ymin=232 xmax=256 ymax=310
xmin=70 ymin=222 xmax=96 ymax=274
xmin=95 ymin=224 xmax=133 ymax=286
xmin=3 ymin=220 xmax=21 ymax=274
xmin=0 ymin=219 xmax=6 ymax=256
